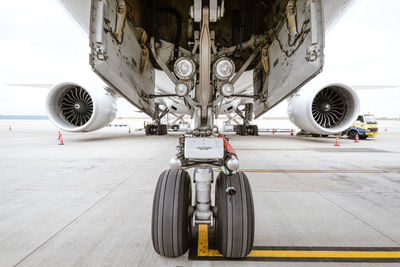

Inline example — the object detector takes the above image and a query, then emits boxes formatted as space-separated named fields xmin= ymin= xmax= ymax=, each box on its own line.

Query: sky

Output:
xmin=0 ymin=0 xmax=399 ymax=118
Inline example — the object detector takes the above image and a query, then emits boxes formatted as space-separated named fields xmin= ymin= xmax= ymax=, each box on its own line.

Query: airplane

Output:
xmin=47 ymin=0 xmax=358 ymax=259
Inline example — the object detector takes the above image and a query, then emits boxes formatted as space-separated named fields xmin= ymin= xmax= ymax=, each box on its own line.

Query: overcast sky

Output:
xmin=0 ymin=0 xmax=399 ymax=117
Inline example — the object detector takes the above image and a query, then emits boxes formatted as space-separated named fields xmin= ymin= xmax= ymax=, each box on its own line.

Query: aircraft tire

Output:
xmin=247 ymin=125 xmax=258 ymax=136
xmin=156 ymin=124 xmax=167 ymax=135
xmin=145 ymin=125 xmax=152 ymax=135
xmin=237 ymin=125 xmax=247 ymax=136
xmin=151 ymin=169 xmax=192 ymax=257
xmin=215 ymin=172 xmax=254 ymax=258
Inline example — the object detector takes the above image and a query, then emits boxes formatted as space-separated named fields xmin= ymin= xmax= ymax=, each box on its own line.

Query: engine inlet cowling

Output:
xmin=46 ymin=82 xmax=117 ymax=132
xmin=287 ymin=84 xmax=360 ymax=135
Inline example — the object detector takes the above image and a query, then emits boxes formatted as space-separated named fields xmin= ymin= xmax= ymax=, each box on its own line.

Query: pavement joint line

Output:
xmin=283 ymin=172 xmax=400 ymax=247
xmin=193 ymin=224 xmax=400 ymax=262
xmin=13 ymin=176 xmax=132 ymax=266
xmin=318 ymin=192 xmax=400 ymax=247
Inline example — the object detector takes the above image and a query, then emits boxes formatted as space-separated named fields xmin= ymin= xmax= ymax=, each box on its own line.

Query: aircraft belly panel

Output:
xmin=89 ymin=0 xmax=155 ymax=116
xmin=253 ymin=0 xmax=325 ymax=118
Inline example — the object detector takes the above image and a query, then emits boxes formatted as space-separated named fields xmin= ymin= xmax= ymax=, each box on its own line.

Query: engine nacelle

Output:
xmin=287 ymin=84 xmax=360 ymax=135
xmin=46 ymin=82 xmax=117 ymax=132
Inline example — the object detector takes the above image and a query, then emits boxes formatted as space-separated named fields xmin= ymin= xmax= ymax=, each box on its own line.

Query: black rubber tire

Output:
xmin=359 ymin=135 xmax=368 ymax=140
xmin=152 ymin=169 xmax=192 ymax=257
xmin=348 ymin=130 xmax=357 ymax=140
xmin=321 ymin=135 xmax=329 ymax=138
xmin=251 ymin=125 xmax=258 ymax=136
xmin=172 ymin=125 xmax=179 ymax=131
xmin=156 ymin=124 xmax=167 ymax=135
xmin=246 ymin=125 xmax=253 ymax=136
xmin=215 ymin=172 xmax=254 ymax=258
xmin=237 ymin=125 xmax=247 ymax=136
xmin=145 ymin=125 xmax=152 ymax=135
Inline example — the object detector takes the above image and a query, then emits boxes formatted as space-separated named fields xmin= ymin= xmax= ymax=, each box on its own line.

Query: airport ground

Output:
xmin=1 ymin=119 xmax=400 ymax=266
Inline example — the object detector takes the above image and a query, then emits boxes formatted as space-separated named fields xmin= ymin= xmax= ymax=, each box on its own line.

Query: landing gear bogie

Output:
xmin=236 ymin=124 xmax=258 ymax=136
xmin=145 ymin=124 xmax=167 ymax=135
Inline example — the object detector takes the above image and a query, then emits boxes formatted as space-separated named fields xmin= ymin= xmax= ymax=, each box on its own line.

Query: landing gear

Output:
xmin=236 ymin=124 xmax=258 ymax=136
xmin=235 ymin=104 xmax=258 ymax=136
xmin=151 ymin=170 xmax=192 ymax=257
xmin=146 ymin=103 xmax=169 ymax=135
xmin=215 ymin=172 xmax=254 ymax=258
xmin=145 ymin=124 xmax=167 ymax=135
xmin=152 ymin=134 xmax=255 ymax=259
xmin=151 ymin=168 xmax=255 ymax=259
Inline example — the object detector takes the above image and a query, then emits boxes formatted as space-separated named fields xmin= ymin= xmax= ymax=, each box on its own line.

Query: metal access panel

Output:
xmin=89 ymin=0 xmax=155 ymax=116
xmin=253 ymin=0 xmax=325 ymax=118
xmin=184 ymin=138 xmax=224 ymax=159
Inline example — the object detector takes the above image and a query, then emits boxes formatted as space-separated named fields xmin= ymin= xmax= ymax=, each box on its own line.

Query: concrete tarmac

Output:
xmin=1 ymin=120 xmax=400 ymax=266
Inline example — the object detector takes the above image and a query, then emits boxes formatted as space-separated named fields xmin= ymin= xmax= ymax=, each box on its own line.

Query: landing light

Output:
xmin=175 ymin=83 xmax=188 ymax=97
xmin=221 ymin=83 xmax=234 ymax=97
xmin=213 ymin=57 xmax=235 ymax=80
xmin=174 ymin=57 xmax=196 ymax=79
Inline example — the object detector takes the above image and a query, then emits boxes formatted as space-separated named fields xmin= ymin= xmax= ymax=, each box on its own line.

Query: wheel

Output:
xmin=152 ymin=170 xmax=192 ymax=257
xmin=172 ymin=125 xmax=179 ymax=131
xmin=215 ymin=172 xmax=254 ymax=258
xmin=348 ymin=130 xmax=357 ymax=140
xmin=321 ymin=135 xmax=329 ymax=138
xmin=248 ymin=125 xmax=258 ymax=136
xmin=359 ymin=135 xmax=368 ymax=140
xmin=236 ymin=125 xmax=247 ymax=136
xmin=312 ymin=134 xmax=321 ymax=137
xmin=156 ymin=124 xmax=167 ymax=135
xmin=145 ymin=125 xmax=152 ymax=135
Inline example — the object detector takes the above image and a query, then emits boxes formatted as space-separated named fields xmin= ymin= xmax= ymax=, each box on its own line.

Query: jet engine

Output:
xmin=287 ymin=84 xmax=360 ymax=135
xmin=46 ymin=82 xmax=117 ymax=132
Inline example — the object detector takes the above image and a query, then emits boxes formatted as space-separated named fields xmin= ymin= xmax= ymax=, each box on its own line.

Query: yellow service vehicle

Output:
xmin=346 ymin=114 xmax=378 ymax=140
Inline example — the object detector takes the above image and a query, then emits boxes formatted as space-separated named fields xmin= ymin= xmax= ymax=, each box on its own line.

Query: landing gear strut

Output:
xmin=235 ymin=104 xmax=258 ymax=136
xmin=151 ymin=4 xmax=254 ymax=259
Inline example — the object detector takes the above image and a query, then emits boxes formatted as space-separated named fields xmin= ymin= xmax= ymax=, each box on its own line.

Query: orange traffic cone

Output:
xmin=128 ymin=128 xmax=131 ymax=134
xmin=58 ymin=134 xmax=64 ymax=145
xmin=9 ymin=125 xmax=11 ymax=131
xmin=273 ymin=129 xmax=275 ymax=135
xmin=354 ymin=133 xmax=359 ymax=143
xmin=290 ymin=129 xmax=294 ymax=136
xmin=58 ymin=131 xmax=61 ymax=140
xmin=334 ymin=135 xmax=340 ymax=146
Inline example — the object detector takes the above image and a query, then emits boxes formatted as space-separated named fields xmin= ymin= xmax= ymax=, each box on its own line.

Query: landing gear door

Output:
xmin=89 ymin=0 xmax=155 ymax=116
xmin=253 ymin=0 xmax=325 ymax=118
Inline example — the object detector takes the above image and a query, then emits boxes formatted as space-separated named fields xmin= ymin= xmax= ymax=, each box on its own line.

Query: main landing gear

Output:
xmin=145 ymin=124 xmax=167 ymax=135
xmin=146 ymin=104 xmax=168 ymax=135
xmin=151 ymin=134 xmax=255 ymax=258
xmin=236 ymin=124 xmax=259 ymax=136
xmin=235 ymin=104 xmax=258 ymax=136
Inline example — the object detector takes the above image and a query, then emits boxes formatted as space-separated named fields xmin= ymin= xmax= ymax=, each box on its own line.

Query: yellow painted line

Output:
xmin=213 ymin=170 xmax=385 ymax=173
xmin=197 ymin=224 xmax=400 ymax=259
xmin=247 ymin=250 xmax=400 ymax=258
xmin=198 ymin=224 xmax=222 ymax=257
